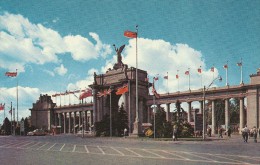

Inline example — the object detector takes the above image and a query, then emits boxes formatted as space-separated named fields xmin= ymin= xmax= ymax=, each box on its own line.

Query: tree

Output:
xmin=1 ymin=117 xmax=11 ymax=135
xmin=115 ymin=103 xmax=128 ymax=136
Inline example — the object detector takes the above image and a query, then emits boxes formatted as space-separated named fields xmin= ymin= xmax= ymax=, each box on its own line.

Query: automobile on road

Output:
xmin=27 ymin=129 xmax=46 ymax=136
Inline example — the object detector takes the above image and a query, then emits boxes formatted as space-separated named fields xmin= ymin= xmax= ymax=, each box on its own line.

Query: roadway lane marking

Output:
xmin=125 ymin=148 xmax=143 ymax=157
xmin=27 ymin=142 xmax=41 ymax=148
xmin=47 ymin=143 xmax=56 ymax=150
xmin=163 ymin=150 xmax=190 ymax=160
xmin=110 ymin=147 xmax=124 ymax=156
xmin=182 ymin=151 xmax=218 ymax=162
xmin=5 ymin=141 xmax=28 ymax=148
xmin=206 ymin=153 xmax=250 ymax=164
xmin=84 ymin=145 xmax=89 ymax=153
xmin=72 ymin=145 xmax=76 ymax=152
xmin=59 ymin=144 xmax=65 ymax=151
xmin=36 ymin=142 xmax=49 ymax=150
xmin=97 ymin=146 xmax=105 ymax=154
xmin=18 ymin=142 xmax=35 ymax=148
xmin=142 ymin=149 xmax=165 ymax=158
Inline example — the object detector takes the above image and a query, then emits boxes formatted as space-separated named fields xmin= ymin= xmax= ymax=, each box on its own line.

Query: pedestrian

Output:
xmin=124 ymin=128 xmax=127 ymax=138
xmin=242 ymin=125 xmax=249 ymax=142
xmin=207 ymin=127 xmax=212 ymax=137
xmin=252 ymin=126 xmax=257 ymax=143
xmin=218 ymin=127 xmax=223 ymax=138
xmin=173 ymin=125 xmax=178 ymax=141
xmin=227 ymin=127 xmax=231 ymax=138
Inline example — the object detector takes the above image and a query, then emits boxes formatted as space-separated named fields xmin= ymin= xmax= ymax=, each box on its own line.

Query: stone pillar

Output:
xmin=239 ymin=98 xmax=245 ymax=134
xmin=63 ymin=112 xmax=66 ymax=133
xmin=90 ymin=111 xmax=93 ymax=126
xmin=92 ymin=89 xmax=97 ymax=126
xmin=199 ymin=101 xmax=203 ymax=114
xmin=79 ymin=111 xmax=81 ymax=131
xmin=58 ymin=113 xmax=61 ymax=127
xmin=166 ymin=103 xmax=171 ymax=122
xmin=54 ymin=113 xmax=58 ymax=126
xmin=225 ymin=99 xmax=230 ymax=130
xmin=211 ymin=100 xmax=216 ymax=134
xmin=68 ymin=112 xmax=71 ymax=133
xmin=147 ymin=107 xmax=151 ymax=123
xmin=187 ymin=102 xmax=192 ymax=122
xmin=73 ymin=112 xmax=76 ymax=134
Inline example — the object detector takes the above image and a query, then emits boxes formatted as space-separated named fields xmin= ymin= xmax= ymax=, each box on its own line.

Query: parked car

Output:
xmin=27 ymin=129 xmax=46 ymax=136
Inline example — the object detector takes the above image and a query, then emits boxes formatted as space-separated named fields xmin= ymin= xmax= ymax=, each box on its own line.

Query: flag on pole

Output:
xmin=223 ymin=64 xmax=228 ymax=69
xmin=185 ymin=71 xmax=189 ymax=75
xmin=176 ymin=74 xmax=179 ymax=79
xmin=97 ymin=89 xmax=112 ymax=97
xmin=124 ymin=31 xmax=137 ymax=38
xmin=198 ymin=68 xmax=202 ymax=74
xmin=154 ymin=77 xmax=159 ymax=81
xmin=210 ymin=67 xmax=215 ymax=72
xmin=5 ymin=71 xmax=17 ymax=77
xmin=164 ymin=75 xmax=168 ymax=79
xmin=79 ymin=88 xmax=92 ymax=100
xmin=237 ymin=62 xmax=242 ymax=66
xmin=116 ymin=85 xmax=128 ymax=95
xmin=0 ymin=103 xmax=5 ymax=110
xmin=9 ymin=109 xmax=12 ymax=114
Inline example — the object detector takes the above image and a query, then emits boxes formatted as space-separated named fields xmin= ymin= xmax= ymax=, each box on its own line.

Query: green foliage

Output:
xmin=115 ymin=103 xmax=128 ymax=136
xmin=95 ymin=114 xmax=110 ymax=137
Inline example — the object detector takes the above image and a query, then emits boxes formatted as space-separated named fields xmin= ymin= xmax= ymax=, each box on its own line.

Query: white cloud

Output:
xmin=0 ymin=12 xmax=112 ymax=72
xmin=54 ymin=64 xmax=67 ymax=76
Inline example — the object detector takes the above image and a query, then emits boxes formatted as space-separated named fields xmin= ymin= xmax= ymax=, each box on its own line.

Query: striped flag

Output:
xmin=5 ymin=71 xmax=17 ymax=77
xmin=223 ymin=64 xmax=228 ymax=69
xmin=124 ymin=31 xmax=137 ymax=38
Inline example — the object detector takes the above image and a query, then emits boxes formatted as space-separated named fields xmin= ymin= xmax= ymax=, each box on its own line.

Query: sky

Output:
xmin=0 ymin=0 xmax=260 ymax=123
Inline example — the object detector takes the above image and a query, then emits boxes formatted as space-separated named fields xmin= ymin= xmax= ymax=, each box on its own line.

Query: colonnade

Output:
xmin=54 ymin=110 xmax=93 ymax=134
xmin=147 ymin=97 xmax=245 ymax=134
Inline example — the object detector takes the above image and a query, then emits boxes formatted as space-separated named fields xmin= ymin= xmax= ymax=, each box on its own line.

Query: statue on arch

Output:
xmin=113 ymin=44 xmax=125 ymax=70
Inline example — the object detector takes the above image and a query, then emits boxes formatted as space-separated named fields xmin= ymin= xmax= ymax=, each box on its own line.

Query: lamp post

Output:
xmin=203 ymin=76 xmax=222 ymax=140
xmin=110 ymin=86 xmax=113 ymax=137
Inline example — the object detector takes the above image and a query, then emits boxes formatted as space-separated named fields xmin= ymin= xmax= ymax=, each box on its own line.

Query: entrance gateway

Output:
xmin=89 ymin=45 xmax=150 ymax=135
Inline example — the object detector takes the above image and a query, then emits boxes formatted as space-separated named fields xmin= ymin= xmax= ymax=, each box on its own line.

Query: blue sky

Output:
xmin=0 ymin=0 xmax=260 ymax=122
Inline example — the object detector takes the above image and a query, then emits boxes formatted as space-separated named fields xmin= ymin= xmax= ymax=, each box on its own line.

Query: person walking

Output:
xmin=252 ymin=126 xmax=257 ymax=143
xmin=227 ymin=127 xmax=231 ymax=138
xmin=218 ymin=127 xmax=223 ymax=138
xmin=173 ymin=125 xmax=178 ymax=141
xmin=242 ymin=125 xmax=249 ymax=143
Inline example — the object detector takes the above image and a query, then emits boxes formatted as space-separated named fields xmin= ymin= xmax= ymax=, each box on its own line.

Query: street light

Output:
xmin=109 ymin=86 xmax=114 ymax=137
xmin=203 ymin=76 xmax=222 ymax=140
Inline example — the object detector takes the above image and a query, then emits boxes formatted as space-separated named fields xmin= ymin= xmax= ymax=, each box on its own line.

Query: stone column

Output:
xmin=211 ymin=100 xmax=216 ymax=134
xmin=68 ymin=112 xmax=71 ymax=133
xmin=90 ymin=111 xmax=93 ymax=127
xmin=166 ymin=103 xmax=171 ymax=122
xmin=54 ymin=113 xmax=58 ymax=126
xmin=79 ymin=111 xmax=81 ymax=131
xmin=147 ymin=106 xmax=151 ymax=123
xmin=239 ymin=97 xmax=245 ymax=134
xmin=73 ymin=112 xmax=76 ymax=134
xmin=199 ymin=101 xmax=203 ymax=114
xmin=187 ymin=102 xmax=192 ymax=122
xmin=225 ymin=99 xmax=230 ymax=130
xmin=58 ymin=113 xmax=61 ymax=127
xmin=63 ymin=112 xmax=66 ymax=133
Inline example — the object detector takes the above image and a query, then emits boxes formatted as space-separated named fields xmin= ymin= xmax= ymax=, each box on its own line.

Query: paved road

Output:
xmin=0 ymin=135 xmax=259 ymax=165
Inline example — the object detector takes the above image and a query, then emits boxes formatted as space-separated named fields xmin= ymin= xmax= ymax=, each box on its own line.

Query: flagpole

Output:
xmin=16 ymin=69 xmax=18 ymax=132
xmin=240 ymin=58 xmax=243 ymax=84
xmin=188 ymin=68 xmax=190 ymax=90
xmin=10 ymin=102 xmax=12 ymax=135
xmin=167 ymin=72 xmax=169 ymax=94
xmin=177 ymin=70 xmax=179 ymax=92
xmin=226 ymin=61 xmax=228 ymax=86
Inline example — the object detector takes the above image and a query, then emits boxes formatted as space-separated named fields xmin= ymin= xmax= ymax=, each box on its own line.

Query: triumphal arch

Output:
xmin=89 ymin=45 xmax=150 ymax=134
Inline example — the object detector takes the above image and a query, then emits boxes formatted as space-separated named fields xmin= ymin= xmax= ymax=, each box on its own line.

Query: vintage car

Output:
xmin=27 ymin=129 xmax=46 ymax=136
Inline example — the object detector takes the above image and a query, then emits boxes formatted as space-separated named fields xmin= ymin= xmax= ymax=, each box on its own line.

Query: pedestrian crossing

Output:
xmin=0 ymin=139 xmax=259 ymax=165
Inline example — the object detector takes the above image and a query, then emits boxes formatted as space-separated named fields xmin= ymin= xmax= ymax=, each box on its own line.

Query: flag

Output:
xmin=223 ymin=64 xmax=228 ymax=69
xmin=237 ymin=62 xmax=242 ymax=67
xmin=198 ymin=68 xmax=202 ymax=73
xmin=124 ymin=31 xmax=137 ymax=38
xmin=5 ymin=71 xmax=17 ymax=77
xmin=116 ymin=85 xmax=128 ymax=95
xmin=0 ymin=103 xmax=5 ymax=110
xmin=52 ymin=94 xmax=57 ymax=97
xmin=79 ymin=88 xmax=92 ymax=100
xmin=210 ymin=67 xmax=214 ymax=72
xmin=185 ymin=71 xmax=189 ymax=75
xmin=97 ymin=89 xmax=112 ymax=97
xmin=164 ymin=75 xmax=168 ymax=79
xmin=154 ymin=77 xmax=159 ymax=81
xmin=176 ymin=74 xmax=179 ymax=79
xmin=9 ymin=109 xmax=12 ymax=114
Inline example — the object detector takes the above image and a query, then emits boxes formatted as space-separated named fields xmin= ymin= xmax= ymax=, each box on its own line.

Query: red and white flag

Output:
xmin=176 ymin=74 xmax=179 ymax=79
xmin=223 ymin=64 xmax=228 ymax=69
xmin=154 ymin=77 xmax=159 ymax=81
xmin=9 ymin=109 xmax=12 ymax=114
xmin=210 ymin=67 xmax=215 ymax=72
xmin=237 ymin=62 xmax=242 ymax=67
xmin=198 ymin=68 xmax=202 ymax=74
xmin=185 ymin=71 xmax=189 ymax=75
xmin=5 ymin=71 xmax=17 ymax=77
xmin=0 ymin=103 xmax=5 ymax=111
xmin=116 ymin=85 xmax=128 ymax=95
xmin=97 ymin=89 xmax=112 ymax=97
xmin=79 ymin=88 xmax=92 ymax=100
xmin=124 ymin=31 xmax=137 ymax=38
